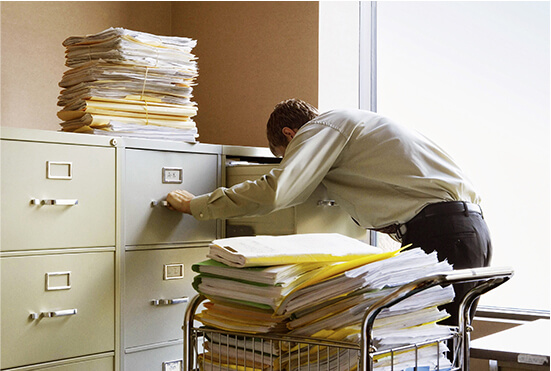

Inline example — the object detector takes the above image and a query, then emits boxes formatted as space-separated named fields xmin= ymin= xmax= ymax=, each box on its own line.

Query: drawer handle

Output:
xmin=151 ymin=200 xmax=169 ymax=207
xmin=31 ymin=198 xmax=79 ymax=206
xmin=151 ymin=297 xmax=189 ymax=306
xmin=30 ymin=308 xmax=78 ymax=320
xmin=317 ymin=200 xmax=337 ymax=207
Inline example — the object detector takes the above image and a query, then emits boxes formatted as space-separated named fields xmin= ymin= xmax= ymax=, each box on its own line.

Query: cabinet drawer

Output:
xmin=3 ymin=354 xmax=114 ymax=371
xmin=124 ymin=149 xmax=218 ymax=246
xmin=226 ymin=164 xmax=367 ymax=239
xmin=124 ymin=344 xmax=182 ymax=371
xmin=1 ymin=140 xmax=115 ymax=251
xmin=124 ymin=247 xmax=208 ymax=348
xmin=1 ymin=251 xmax=115 ymax=368
xmin=294 ymin=184 xmax=368 ymax=239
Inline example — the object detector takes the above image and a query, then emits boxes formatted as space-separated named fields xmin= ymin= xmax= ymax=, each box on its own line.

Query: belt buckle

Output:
xmin=396 ymin=224 xmax=407 ymax=240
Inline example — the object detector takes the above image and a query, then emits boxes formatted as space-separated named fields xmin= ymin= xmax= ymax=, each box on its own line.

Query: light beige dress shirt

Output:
xmin=190 ymin=109 xmax=480 ymax=229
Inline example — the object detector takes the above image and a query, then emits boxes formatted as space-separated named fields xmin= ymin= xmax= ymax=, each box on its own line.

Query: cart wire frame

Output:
xmin=183 ymin=266 xmax=513 ymax=371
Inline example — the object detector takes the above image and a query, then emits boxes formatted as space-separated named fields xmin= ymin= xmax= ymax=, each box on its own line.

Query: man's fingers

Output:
xmin=166 ymin=190 xmax=195 ymax=214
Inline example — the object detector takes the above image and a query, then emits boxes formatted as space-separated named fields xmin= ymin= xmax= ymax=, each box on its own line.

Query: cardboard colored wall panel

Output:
xmin=171 ymin=1 xmax=319 ymax=146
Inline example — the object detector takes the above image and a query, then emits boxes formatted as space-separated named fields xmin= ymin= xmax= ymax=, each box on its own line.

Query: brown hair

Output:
xmin=266 ymin=99 xmax=319 ymax=150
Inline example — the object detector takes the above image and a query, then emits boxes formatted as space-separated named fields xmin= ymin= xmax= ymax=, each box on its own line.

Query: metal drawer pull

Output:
xmin=44 ymin=309 xmax=78 ymax=317
xmin=151 ymin=200 xmax=169 ymax=207
xmin=151 ymin=297 xmax=189 ymax=306
xmin=164 ymin=297 xmax=188 ymax=305
xmin=30 ymin=308 xmax=77 ymax=319
xmin=42 ymin=199 xmax=79 ymax=206
xmin=31 ymin=198 xmax=79 ymax=206
xmin=317 ymin=200 xmax=337 ymax=207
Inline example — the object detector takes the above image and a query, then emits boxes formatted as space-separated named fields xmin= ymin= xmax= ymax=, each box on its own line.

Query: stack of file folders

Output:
xmin=191 ymin=233 xmax=456 ymax=371
xmin=57 ymin=27 xmax=199 ymax=142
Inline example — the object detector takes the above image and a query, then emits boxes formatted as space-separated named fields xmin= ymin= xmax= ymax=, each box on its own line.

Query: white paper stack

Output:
xmin=57 ymin=27 xmax=199 ymax=142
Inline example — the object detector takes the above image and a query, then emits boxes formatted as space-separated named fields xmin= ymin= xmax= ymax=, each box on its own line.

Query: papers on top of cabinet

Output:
xmin=78 ymin=122 xmax=199 ymax=142
xmin=56 ymin=27 xmax=200 ymax=142
xmin=62 ymin=27 xmax=197 ymax=69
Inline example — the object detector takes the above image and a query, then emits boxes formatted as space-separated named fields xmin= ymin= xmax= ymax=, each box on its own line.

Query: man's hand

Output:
xmin=166 ymin=190 xmax=195 ymax=214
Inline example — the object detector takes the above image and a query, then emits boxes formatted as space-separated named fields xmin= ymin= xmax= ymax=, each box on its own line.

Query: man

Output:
xmin=167 ymin=98 xmax=492 ymax=325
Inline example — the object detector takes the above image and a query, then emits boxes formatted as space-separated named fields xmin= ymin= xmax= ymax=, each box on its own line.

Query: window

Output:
xmin=372 ymin=1 xmax=549 ymax=311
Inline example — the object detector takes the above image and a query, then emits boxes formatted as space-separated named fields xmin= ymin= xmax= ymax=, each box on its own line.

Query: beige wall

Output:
xmin=172 ymin=1 xmax=318 ymax=146
xmin=0 ymin=1 xmax=319 ymax=147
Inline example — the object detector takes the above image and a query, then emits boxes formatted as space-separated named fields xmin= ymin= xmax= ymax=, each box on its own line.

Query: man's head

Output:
xmin=266 ymin=98 xmax=319 ymax=157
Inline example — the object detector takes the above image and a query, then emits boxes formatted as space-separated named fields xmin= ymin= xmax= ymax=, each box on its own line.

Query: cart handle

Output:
xmin=183 ymin=293 xmax=206 ymax=371
xmin=359 ymin=266 xmax=514 ymax=371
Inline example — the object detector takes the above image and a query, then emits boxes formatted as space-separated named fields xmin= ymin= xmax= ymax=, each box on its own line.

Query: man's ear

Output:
xmin=282 ymin=127 xmax=297 ymax=142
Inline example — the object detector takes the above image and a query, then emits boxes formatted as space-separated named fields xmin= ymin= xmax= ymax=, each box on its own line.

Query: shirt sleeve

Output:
xmin=190 ymin=122 xmax=349 ymax=221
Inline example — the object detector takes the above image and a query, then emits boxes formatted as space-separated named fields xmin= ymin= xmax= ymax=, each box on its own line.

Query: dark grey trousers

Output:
xmin=401 ymin=201 xmax=493 ymax=326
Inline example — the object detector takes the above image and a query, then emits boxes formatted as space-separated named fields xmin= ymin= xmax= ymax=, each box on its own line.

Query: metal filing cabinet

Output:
xmin=1 ymin=130 xmax=222 ymax=371
xmin=1 ymin=128 xmax=116 ymax=370
xmin=120 ymin=139 xmax=222 ymax=371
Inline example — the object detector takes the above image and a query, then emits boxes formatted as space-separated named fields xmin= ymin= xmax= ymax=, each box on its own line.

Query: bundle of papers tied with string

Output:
xmin=191 ymin=233 xmax=457 ymax=371
xmin=56 ymin=27 xmax=199 ymax=142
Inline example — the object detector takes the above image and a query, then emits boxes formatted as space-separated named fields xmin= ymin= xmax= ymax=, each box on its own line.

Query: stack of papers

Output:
xmin=191 ymin=233 xmax=456 ymax=371
xmin=199 ymin=332 xmax=281 ymax=371
xmin=56 ymin=27 xmax=199 ymax=142
xmin=208 ymin=233 xmax=384 ymax=267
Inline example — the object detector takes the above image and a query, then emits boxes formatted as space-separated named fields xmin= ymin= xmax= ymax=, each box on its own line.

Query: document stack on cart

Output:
xmin=187 ymin=233 xmax=459 ymax=371
xmin=56 ymin=27 xmax=199 ymax=142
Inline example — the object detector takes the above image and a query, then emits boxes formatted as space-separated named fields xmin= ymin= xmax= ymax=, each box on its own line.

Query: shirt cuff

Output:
xmin=190 ymin=194 xmax=211 ymax=220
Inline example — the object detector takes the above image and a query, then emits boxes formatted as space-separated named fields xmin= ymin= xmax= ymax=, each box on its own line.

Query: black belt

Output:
xmin=374 ymin=201 xmax=483 ymax=239
xmin=413 ymin=201 xmax=482 ymax=219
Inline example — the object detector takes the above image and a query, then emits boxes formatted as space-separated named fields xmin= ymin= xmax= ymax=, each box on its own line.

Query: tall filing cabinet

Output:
xmin=1 ymin=128 xmax=116 ymax=370
xmin=1 ymin=128 xmax=222 ymax=371
xmin=119 ymin=140 xmax=221 ymax=371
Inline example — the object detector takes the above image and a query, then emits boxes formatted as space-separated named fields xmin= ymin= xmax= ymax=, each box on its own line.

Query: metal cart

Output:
xmin=183 ymin=266 xmax=513 ymax=371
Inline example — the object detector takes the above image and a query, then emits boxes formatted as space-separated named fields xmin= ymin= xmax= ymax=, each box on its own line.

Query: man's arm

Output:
xmin=166 ymin=122 xmax=348 ymax=220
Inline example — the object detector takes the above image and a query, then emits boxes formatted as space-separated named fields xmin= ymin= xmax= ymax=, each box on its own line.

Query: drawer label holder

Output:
xmin=163 ymin=359 xmax=183 ymax=371
xmin=45 ymin=271 xmax=71 ymax=291
xmin=162 ymin=167 xmax=183 ymax=184
xmin=164 ymin=263 xmax=184 ymax=280
xmin=47 ymin=161 xmax=73 ymax=180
